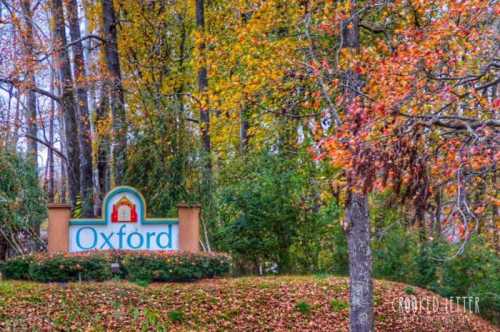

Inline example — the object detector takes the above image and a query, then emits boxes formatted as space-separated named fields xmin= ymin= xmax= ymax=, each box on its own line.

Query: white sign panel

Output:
xmin=68 ymin=187 xmax=179 ymax=252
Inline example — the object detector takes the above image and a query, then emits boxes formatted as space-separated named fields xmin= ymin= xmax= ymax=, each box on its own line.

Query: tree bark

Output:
xmin=82 ymin=0 xmax=97 ymax=116
xmin=342 ymin=2 xmax=374 ymax=331
xmin=66 ymin=0 xmax=94 ymax=217
xmin=101 ymin=0 xmax=127 ymax=185
xmin=491 ymin=164 xmax=499 ymax=253
xmin=345 ymin=191 xmax=373 ymax=332
xmin=95 ymin=88 xmax=111 ymax=215
xmin=47 ymin=62 xmax=56 ymax=203
xmin=196 ymin=0 xmax=212 ymax=183
xmin=12 ymin=91 xmax=20 ymax=147
xmin=50 ymin=0 xmax=81 ymax=208
xmin=20 ymin=0 xmax=37 ymax=166
xmin=196 ymin=0 xmax=213 ymax=251
xmin=59 ymin=111 xmax=68 ymax=204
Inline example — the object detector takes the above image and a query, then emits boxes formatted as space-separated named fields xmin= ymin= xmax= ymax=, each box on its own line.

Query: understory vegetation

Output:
xmin=0 ymin=151 xmax=46 ymax=258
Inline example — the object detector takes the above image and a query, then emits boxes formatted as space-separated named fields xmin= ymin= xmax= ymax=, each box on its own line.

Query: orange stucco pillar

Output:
xmin=177 ymin=203 xmax=201 ymax=252
xmin=47 ymin=204 xmax=71 ymax=253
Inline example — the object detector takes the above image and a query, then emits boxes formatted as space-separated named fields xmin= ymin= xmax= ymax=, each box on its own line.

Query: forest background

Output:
xmin=0 ymin=0 xmax=498 ymax=326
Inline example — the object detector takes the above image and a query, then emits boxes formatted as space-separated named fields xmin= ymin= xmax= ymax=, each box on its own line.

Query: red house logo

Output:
xmin=111 ymin=196 xmax=138 ymax=223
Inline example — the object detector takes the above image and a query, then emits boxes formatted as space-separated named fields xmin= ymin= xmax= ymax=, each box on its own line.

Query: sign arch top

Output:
xmin=70 ymin=186 xmax=177 ymax=226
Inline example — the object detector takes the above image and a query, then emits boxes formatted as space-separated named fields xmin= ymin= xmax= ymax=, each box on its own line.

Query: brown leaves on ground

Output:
xmin=0 ymin=276 xmax=497 ymax=331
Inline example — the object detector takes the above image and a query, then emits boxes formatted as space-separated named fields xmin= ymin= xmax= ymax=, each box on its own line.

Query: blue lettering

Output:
xmin=100 ymin=232 xmax=114 ymax=249
xmin=156 ymin=225 xmax=172 ymax=249
xmin=76 ymin=227 xmax=97 ymax=250
xmin=146 ymin=232 xmax=156 ymax=249
xmin=127 ymin=229 xmax=144 ymax=249
xmin=117 ymin=225 xmax=126 ymax=249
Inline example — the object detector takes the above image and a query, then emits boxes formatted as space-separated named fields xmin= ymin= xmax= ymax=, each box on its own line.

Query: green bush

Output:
xmin=214 ymin=149 xmax=339 ymax=275
xmin=0 ymin=151 xmax=47 ymax=258
xmin=373 ymin=226 xmax=419 ymax=282
xmin=28 ymin=253 xmax=112 ymax=282
xmin=371 ymin=224 xmax=499 ymax=324
xmin=0 ymin=255 xmax=35 ymax=279
xmin=122 ymin=251 xmax=231 ymax=282
xmin=0 ymin=251 xmax=231 ymax=283
xmin=432 ymin=237 xmax=500 ymax=324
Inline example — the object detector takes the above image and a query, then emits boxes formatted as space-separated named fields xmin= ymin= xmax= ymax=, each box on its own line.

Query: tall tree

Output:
xmin=101 ymin=0 xmax=127 ymax=185
xmin=340 ymin=4 xmax=373 ymax=331
xmin=312 ymin=1 xmax=498 ymax=329
xmin=50 ymin=0 xmax=81 ymax=208
xmin=47 ymin=62 xmax=56 ymax=203
xmin=95 ymin=85 xmax=110 ymax=213
xmin=195 ymin=0 xmax=214 ymax=250
xmin=19 ymin=0 xmax=41 ymax=245
xmin=66 ymin=0 xmax=94 ymax=217
xmin=20 ymin=0 xmax=37 ymax=165
xmin=196 ymin=0 xmax=212 ymax=188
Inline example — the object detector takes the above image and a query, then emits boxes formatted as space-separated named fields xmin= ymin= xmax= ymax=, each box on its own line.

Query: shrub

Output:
xmin=434 ymin=237 xmax=500 ymax=324
xmin=28 ymin=253 xmax=113 ymax=282
xmin=0 ymin=255 xmax=34 ymax=280
xmin=122 ymin=251 xmax=231 ymax=282
xmin=0 ymin=251 xmax=231 ymax=283
xmin=373 ymin=226 xmax=419 ymax=282
xmin=0 ymin=151 xmax=46 ymax=258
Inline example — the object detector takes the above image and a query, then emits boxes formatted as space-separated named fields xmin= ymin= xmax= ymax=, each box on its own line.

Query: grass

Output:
xmin=168 ymin=310 xmax=185 ymax=323
xmin=404 ymin=286 xmax=416 ymax=295
xmin=295 ymin=301 xmax=311 ymax=315
xmin=330 ymin=298 xmax=348 ymax=312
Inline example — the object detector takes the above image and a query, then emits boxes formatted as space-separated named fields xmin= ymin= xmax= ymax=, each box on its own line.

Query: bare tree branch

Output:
xmin=24 ymin=133 xmax=67 ymax=161
xmin=0 ymin=78 xmax=61 ymax=102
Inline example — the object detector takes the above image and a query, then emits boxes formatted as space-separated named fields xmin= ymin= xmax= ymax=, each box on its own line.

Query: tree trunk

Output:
xmin=47 ymin=64 xmax=56 ymax=203
xmin=95 ymin=88 xmax=111 ymax=215
xmin=101 ymin=0 xmax=127 ymax=185
xmin=3 ymin=86 xmax=13 ymax=147
xmin=434 ymin=187 xmax=442 ymax=237
xmin=491 ymin=165 xmax=499 ymax=253
xmin=58 ymin=95 xmax=67 ymax=203
xmin=20 ymin=0 xmax=37 ymax=166
xmin=12 ymin=91 xmax=21 ymax=148
xmin=82 ymin=0 xmax=97 ymax=116
xmin=342 ymin=2 xmax=374 ymax=331
xmin=50 ymin=0 xmax=81 ymax=208
xmin=196 ymin=0 xmax=212 ymax=183
xmin=0 ymin=237 xmax=7 ymax=261
xmin=345 ymin=191 xmax=373 ymax=332
xmin=196 ymin=0 xmax=213 ymax=251
xmin=66 ymin=0 xmax=94 ymax=217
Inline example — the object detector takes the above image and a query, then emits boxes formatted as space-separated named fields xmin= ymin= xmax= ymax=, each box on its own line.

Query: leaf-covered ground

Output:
xmin=0 ymin=276 xmax=497 ymax=331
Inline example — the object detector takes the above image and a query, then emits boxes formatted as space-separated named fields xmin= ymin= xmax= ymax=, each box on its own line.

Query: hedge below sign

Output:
xmin=0 ymin=251 xmax=231 ymax=283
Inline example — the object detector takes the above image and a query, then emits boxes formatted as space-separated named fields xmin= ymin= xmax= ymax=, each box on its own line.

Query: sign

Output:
xmin=68 ymin=186 xmax=179 ymax=252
